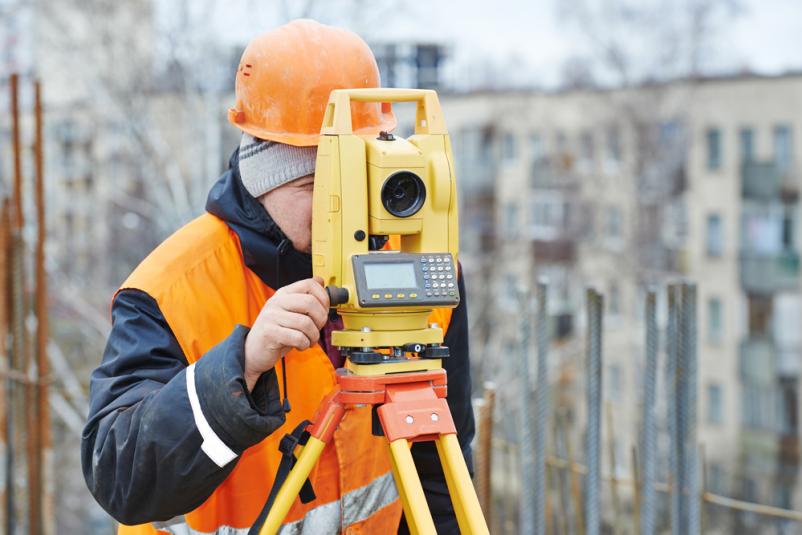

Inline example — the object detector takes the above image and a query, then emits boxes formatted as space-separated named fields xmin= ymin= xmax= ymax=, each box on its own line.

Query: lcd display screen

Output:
xmin=364 ymin=262 xmax=417 ymax=289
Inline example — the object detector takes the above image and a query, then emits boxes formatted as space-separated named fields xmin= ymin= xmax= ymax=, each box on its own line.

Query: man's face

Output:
xmin=259 ymin=174 xmax=315 ymax=253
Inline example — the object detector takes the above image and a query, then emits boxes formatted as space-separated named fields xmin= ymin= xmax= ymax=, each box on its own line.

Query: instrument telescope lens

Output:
xmin=381 ymin=171 xmax=426 ymax=218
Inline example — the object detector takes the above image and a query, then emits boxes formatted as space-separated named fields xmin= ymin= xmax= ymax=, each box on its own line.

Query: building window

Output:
xmin=554 ymin=131 xmax=566 ymax=152
xmin=606 ymin=125 xmax=622 ymax=164
xmin=706 ymin=128 xmax=722 ymax=170
xmin=504 ymin=202 xmax=519 ymax=238
xmin=502 ymin=132 xmax=517 ymax=161
xmin=580 ymin=131 xmax=594 ymax=160
xmin=774 ymin=125 xmax=793 ymax=173
xmin=739 ymin=128 xmax=755 ymax=163
xmin=747 ymin=295 xmax=772 ymax=337
xmin=706 ymin=214 xmax=723 ymax=257
xmin=530 ymin=196 xmax=564 ymax=239
xmin=606 ymin=206 xmax=623 ymax=240
xmin=707 ymin=383 xmax=723 ymax=424
xmin=609 ymin=283 xmax=621 ymax=317
xmin=530 ymin=133 xmax=545 ymax=164
xmin=707 ymin=297 xmax=723 ymax=344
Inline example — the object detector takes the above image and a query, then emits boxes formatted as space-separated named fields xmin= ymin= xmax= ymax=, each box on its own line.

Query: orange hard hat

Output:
xmin=228 ymin=19 xmax=396 ymax=147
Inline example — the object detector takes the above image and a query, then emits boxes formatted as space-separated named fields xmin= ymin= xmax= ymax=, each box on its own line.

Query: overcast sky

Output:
xmin=185 ymin=0 xmax=802 ymax=88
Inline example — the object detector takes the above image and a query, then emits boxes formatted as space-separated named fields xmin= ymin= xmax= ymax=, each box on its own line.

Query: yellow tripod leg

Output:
xmin=388 ymin=439 xmax=437 ymax=535
xmin=435 ymin=433 xmax=490 ymax=535
xmin=259 ymin=436 xmax=327 ymax=535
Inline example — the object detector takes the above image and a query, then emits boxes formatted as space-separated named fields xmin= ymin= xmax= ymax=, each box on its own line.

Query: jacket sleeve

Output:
xmin=401 ymin=268 xmax=475 ymax=534
xmin=81 ymin=289 xmax=285 ymax=526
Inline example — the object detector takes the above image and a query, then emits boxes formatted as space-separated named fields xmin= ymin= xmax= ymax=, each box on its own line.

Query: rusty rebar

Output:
xmin=606 ymin=402 xmax=621 ymax=535
xmin=0 ymin=199 xmax=9 ymax=533
xmin=476 ymin=382 xmax=496 ymax=523
xmin=9 ymin=71 xmax=25 ymax=534
xmin=11 ymin=73 xmax=23 ymax=232
xmin=34 ymin=78 xmax=51 ymax=535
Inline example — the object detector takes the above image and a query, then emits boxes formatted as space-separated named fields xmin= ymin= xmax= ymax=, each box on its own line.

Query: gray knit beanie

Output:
xmin=238 ymin=133 xmax=317 ymax=198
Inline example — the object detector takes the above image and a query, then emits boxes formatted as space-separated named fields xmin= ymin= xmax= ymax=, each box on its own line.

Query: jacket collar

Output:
xmin=205 ymin=149 xmax=313 ymax=289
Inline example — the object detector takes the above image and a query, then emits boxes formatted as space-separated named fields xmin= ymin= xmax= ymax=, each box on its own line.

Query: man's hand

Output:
xmin=244 ymin=277 xmax=330 ymax=391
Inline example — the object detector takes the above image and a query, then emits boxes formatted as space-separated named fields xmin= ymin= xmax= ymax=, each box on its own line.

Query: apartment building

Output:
xmin=441 ymin=73 xmax=802 ymax=517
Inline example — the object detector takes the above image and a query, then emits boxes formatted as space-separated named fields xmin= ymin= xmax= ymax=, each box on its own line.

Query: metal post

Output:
xmin=640 ymin=289 xmax=658 ymax=535
xmin=476 ymin=382 xmax=496 ymax=523
xmin=8 ymin=71 xmax=24 ymax=535
xmin=666 ymin=284 xmax=680 ymax=535
xmin=34 ymin=79 xmax=52 ymax=535
xmin=606 ymin=403 xmax=621 ymax=534
xmin=517 ymin=289 xmax=535 ymax=535
xmin=584 ymin=288 xmax=603 ymax=535
xmin=0 ymin=199 xmax=9 ymax=533
xmin=552 ymin=414 xmax=570 ymax=535
xmin=534 ymin=279 xmax=549 ymax=535
xmin=700 ymin=444 xmax=708 ymax=534
xmin=631 ymin=446 xmax=641 ymax=533
xmin=563 ymin=412 xmax=585 ymax=535
xmin=683 ymin=284 xmax=700 ymax=534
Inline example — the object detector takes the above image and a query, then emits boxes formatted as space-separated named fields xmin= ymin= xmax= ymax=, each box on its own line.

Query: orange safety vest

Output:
xmin=115 ymin=213 xmax=452 ymax=535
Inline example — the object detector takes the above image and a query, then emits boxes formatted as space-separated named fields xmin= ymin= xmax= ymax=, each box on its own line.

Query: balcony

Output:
xmin=739 ymin=336 xmax=775 ymax=385
xmin=741 ymin=161 xmax=799 ymax=202
xmin=530 ymin=158 xmax=580 ymax=191
xmin=532 ymin=239 xmax=576 ymax=263
xmin=740 ymin=251 xmax=800 ymax=294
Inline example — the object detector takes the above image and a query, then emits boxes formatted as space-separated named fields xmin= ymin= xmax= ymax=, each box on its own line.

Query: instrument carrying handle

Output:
xmin=320 ymin=88 xmax=446 ymax=136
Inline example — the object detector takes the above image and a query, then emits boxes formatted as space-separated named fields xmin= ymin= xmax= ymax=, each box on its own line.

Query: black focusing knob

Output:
xmin=325 ymin=286 xmax=349 ymax=306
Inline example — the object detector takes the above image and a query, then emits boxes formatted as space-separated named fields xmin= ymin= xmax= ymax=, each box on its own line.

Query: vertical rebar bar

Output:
xmin=10 ymin=74 xmax=23 ymax=234
xmin=683 ymin=284 xmax=700 ymax=535
xmin=534 ymin=279 xmax=549 ymax=535
xmin=34 ymin=79 xmax=51 ymax=535
xmin=554 ymin=412 xmax=577 ymax=535
xmin=700 ymin=444 xmax=708 ymax=535
xmin=518 ymin=289 xmax=535 ymax=535
xmin=8 ymin=71 xmax=24 ymax=535
xmin=551 ymin=414 xmax=569 ymax=535
xmin=585 ymin=288 xmax=603 ymax=535
xmin=606 ymin=402 xmax=621 ymax=534
xmin=641 ymin=289 xmax=658 ymax=535
xmin=563 ymin=413 xmax=585 ymax=535
xmin=476 ymin=382 xmax=496 ymax=523
xmin=667 ymin=284 xmax=680 ymax=535
xmin=0 ymin=199 xmax=9 ymax=533
xmin=631 ymin=446 xmax=641 ymax=533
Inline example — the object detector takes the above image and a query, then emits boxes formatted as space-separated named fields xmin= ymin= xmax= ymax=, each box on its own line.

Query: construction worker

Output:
xmin=81 ymin=20 xmax=474 ymax=534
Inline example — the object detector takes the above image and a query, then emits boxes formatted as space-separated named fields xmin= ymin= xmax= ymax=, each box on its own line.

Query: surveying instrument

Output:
xmin=254 ymin=89 xmax=489 ymax=535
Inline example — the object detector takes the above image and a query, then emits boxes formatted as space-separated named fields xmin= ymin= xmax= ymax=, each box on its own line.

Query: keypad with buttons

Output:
xmin=353 ymin=252 xmax=460 ymax=308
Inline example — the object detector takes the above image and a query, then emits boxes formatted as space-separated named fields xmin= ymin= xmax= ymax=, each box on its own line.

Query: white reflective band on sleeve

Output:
xmin=186 ymin=363 xmax=238 ymax=468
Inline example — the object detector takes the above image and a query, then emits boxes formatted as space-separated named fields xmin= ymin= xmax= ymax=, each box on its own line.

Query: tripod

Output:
xmin=255 ymin=358 xmax=489 ymax=535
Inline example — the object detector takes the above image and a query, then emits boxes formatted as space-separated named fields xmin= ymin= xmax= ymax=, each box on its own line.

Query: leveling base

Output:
xmin=256 ymin=359 xmax=489 ymax=535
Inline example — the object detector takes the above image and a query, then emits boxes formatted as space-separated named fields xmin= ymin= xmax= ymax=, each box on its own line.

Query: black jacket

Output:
xmin=81 ymin=150 xmax=474 ymax=533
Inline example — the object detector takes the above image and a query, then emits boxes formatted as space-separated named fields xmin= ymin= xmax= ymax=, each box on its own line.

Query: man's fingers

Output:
xmin=278 ymin=278 xmax=330 ymax=309
xmin=303 ymin=278 xmax=330 ymax=309
xmin=271 ymin=324 xmax=313 ymax=351
xmin=274 ymin=293 xmax=328 ymax=329
xmin=273 ymin=310 xmax=320 ymax=345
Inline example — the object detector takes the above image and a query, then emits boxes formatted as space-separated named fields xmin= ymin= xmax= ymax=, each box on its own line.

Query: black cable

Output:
xmin=276 ymin=238 xmax=292 ymax=413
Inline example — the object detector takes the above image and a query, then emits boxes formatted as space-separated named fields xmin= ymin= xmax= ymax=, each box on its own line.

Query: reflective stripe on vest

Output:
xmin=157 ymin=471 xmax=398 ymax=535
